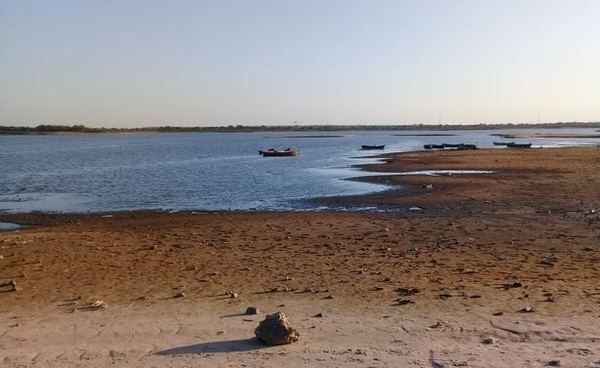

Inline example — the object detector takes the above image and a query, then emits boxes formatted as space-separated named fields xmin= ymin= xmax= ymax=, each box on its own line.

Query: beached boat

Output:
xmin=360 ymin=144 xmax=385 ymax=150
xmin=456 ymin=143 xmax=478 ymax=150
xmin=442 ymin=143 xmax=464 ymax=148
xmin=260 ymin=148 xmax=298 ymax=157
xmin=506 ymin=142 xmax=532 ymax=149
xmin=424 ymin=144 xmax=445 ymax=150
xmin=493 ymin=141 xmax=515 ymax=146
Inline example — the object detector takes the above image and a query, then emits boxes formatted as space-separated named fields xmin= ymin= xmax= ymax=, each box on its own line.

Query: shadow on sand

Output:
xmin=156 ymin=338 xmax=268 ymax=355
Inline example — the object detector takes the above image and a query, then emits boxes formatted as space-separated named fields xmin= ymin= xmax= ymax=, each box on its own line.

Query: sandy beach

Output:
xmin=1 ymin=146 xmax=599 ymax=367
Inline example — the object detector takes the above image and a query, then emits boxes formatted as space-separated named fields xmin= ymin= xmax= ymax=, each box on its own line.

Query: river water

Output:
xmin=0 ymin=128 xmax=597 ymax=213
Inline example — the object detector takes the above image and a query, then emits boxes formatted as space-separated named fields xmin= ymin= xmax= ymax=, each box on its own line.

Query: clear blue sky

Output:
xmin=1 ymin=0 xmax=599 ymax=128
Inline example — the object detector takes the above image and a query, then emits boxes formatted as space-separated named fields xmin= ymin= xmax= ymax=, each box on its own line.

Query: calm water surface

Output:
xmin=1 ymin=128 xmax=597 ymax=213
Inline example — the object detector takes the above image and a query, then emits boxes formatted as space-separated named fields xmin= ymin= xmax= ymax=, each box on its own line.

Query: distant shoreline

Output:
xmin=1 ymin=122 xmax=599 ymax=135
xmin=492 ymin=132 xmax=600 ymax=139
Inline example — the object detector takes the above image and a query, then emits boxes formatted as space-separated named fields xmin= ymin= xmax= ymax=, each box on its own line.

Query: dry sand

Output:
xmin=1 ymin=146 xmax=599 ymax=367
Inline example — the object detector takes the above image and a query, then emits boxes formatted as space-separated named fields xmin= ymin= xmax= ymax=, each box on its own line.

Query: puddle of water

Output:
xmin=399 ymin=170 xmax=494 ymax=176
xmin=0 ymin=221 xmax=22 ymax=231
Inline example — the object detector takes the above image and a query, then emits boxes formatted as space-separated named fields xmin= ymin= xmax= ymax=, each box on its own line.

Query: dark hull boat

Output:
xmin=424 ymin=144 xmax=445 ymax=149
xmin=260 ymin=148 xmax=298 ymax=157
xmin=425 ymin=143 xmax=477 ymax=150
xmin=456 ymin=143 xmax=478 ymax=150
xmin=506 ymin=142 xmax=532 ymax=149
xmin=442 ymin=143 xmax=464 ymax=148
xmin=360 ymin=145 xmax=385 ymax=150
xmin=493 ymin=141 xmax=515 ymax=146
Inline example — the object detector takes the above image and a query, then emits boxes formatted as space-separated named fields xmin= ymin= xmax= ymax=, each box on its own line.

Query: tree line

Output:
xmin=1 ymin=122 xmax=599 ymax=135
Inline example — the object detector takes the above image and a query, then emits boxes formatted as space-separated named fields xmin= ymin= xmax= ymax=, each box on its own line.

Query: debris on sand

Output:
xmin=1 ymin=280 xmax=18 ymax=292
xmin=518 ymin=306 xmax=535 ymax=313
xmin=502 ymin=281 xmax=523 ymax=290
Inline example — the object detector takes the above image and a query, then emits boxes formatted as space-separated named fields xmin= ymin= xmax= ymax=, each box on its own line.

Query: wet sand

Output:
xmin=1 ymin=146 xmax=599 ymax=367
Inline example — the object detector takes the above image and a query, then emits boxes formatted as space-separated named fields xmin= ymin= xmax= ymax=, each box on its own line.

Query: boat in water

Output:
xmin=493 ymin=141 xmax=515 ymax=146
xmin=360 ymin=144 xmax=385 ymax=150
xmin=260 ymin=148 xmax=299 ymax=157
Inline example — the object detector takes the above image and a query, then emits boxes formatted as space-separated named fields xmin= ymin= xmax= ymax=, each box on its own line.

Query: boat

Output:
xmin=442 ymin=143 xmax=464 ymax=148
xmin=456 ymin=143 xmax=478 ymax=150
xmin=493 ymin=141 xmax=515 ymax=146
xmin=360 ymin=144 xmax=385 ymax=150
xmin=506 ymin=142 xmax=532 ymax=149
xmin=260 ymin=148 xmax=298 ymax=157
xmin=424 ymin=144 xmax=445 ymax=149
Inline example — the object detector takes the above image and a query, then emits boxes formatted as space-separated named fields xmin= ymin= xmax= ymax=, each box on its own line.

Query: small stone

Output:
xmin=174 ymin=292 xmax=185 ymax=298
xmin=90 ymin=300 xmax=108 ymax=309
xmin=481 ymin=337 xmax=496 ymax=345
xmin=503 ymin=281 xmax=523 ymax=290
xmin=518 ymin=306 xmax=535 ymax=313
xmin=313 ymin=312 xmax=323 ymax=318
xmin=245 ymin=306 xmax=259 ymax=315
xmin=547 ymin=360 xmax=561 ymax=366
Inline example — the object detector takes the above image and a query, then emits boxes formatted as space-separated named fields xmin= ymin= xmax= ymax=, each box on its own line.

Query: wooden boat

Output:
xmin=360 ymin=144 xmax=385 ymax=150
xmin=260 ymin=148 xmax=298 ymax=157
xmin=424 ymin=144 xmax=445 ymax=149
xmin=456 ymin=143 xmax=478 ymax=150
xmin=493 ymin=141 xmax=514 ymax=146
xmin=442 ymin=143 xmax=464 ymax=148
xmin=506 ymin=142 xmax=532 ymax=149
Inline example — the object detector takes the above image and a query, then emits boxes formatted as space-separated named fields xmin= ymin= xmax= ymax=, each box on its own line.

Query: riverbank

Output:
xmin=1 ymin=147 xmax=599 ymax=367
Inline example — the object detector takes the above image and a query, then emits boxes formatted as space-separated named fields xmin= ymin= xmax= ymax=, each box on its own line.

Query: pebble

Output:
xmin=518 ymin=306 xmax=535 ymax=313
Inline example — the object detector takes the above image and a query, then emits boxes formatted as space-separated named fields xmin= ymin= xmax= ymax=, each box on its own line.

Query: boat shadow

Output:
xmin=155 ymin=338 xmax=268 ymax=355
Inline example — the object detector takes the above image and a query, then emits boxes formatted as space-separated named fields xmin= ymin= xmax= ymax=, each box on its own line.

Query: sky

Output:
xmin=1 ymin=0 xmax=599 ymax=128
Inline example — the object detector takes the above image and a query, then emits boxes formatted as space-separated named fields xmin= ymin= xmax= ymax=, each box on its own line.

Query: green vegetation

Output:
xmin=1 ymin=122 xmax=599 ymax=135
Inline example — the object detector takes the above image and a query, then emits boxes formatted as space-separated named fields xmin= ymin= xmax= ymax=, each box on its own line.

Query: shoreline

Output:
xmin=1 ymin=146 xmax=599 ymax=367
xmin=1 ymin=145 xmax=599 ymax=216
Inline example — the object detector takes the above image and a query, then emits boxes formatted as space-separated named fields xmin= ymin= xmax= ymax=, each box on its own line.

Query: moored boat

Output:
xmin=506 ymin=142 xmax=532 ymax=149
xmin=442 ymin=143 xmax=464 ymax=148
xmin=360 ymin=144 xmax=385 ymax=150
xmin=493 ymin=141 xmax=515 ymax=146
xmin=260 ymin=148 xmax=298 ymax=157
xmin=456 ymin=143 xmax=478 ymax=150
